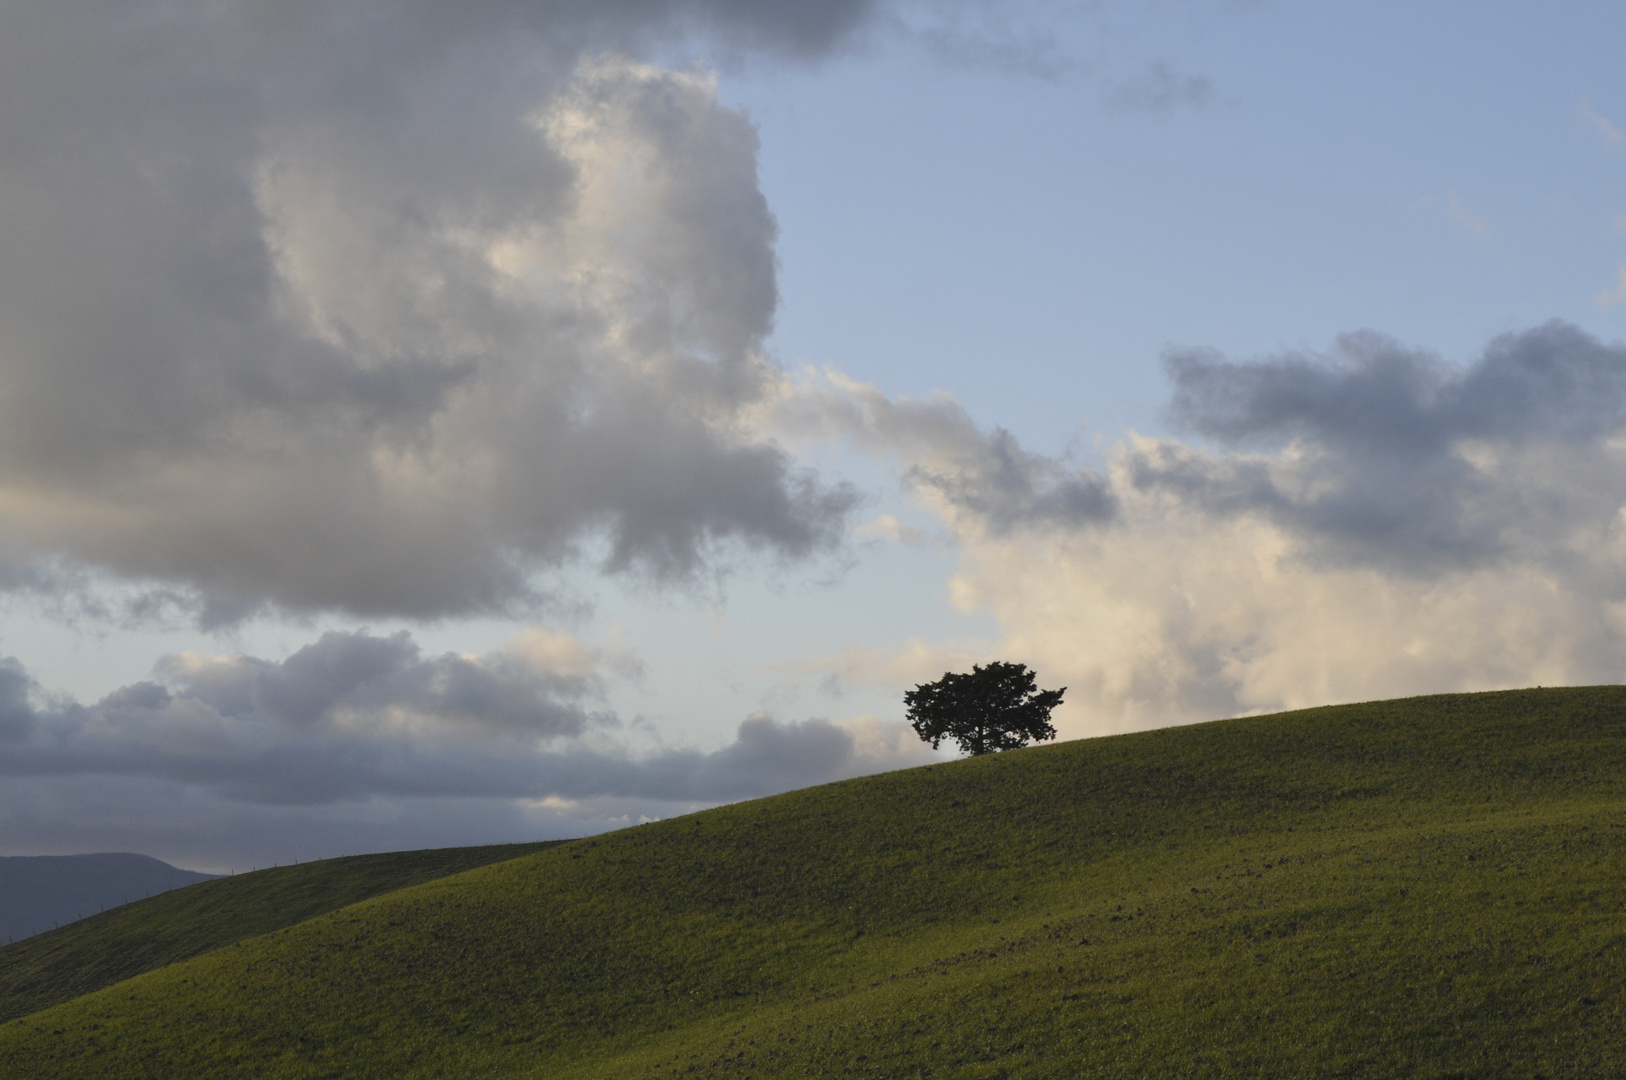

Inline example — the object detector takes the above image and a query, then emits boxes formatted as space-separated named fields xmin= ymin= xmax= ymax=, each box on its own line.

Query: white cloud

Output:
xmin=829 ymin=712 xmax=942 ymax=768
xmin=772 ymin=636 xmax=994 ymax=696
xmin=946 ymin=478 xmax=1621 ymax=736
xmin=1580 ymin=99 xmax=1625 ymax=152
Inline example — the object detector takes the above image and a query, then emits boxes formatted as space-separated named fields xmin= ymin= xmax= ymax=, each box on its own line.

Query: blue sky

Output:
xmin=749 ymin=1 xmax=1626 ymax=447
xmin=1 ymin=1 xmax=1624 ymax=868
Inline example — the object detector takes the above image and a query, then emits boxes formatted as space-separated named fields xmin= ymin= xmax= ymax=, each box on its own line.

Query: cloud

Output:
xmin=1445 ymin=194 xmax=1488 ymax=236
xmin=885 ymin=2 xmax=1073 ymax=79
xmin=986 ymin=323 xmax=1626 ymax=728
xmin=159 ymin=629 xmax=607 ymax=736
xmin=853 ymin=514 xmax=935 ymax=548
xmin=774 ymin=637 xmax=993 ymax=697
xmin=944 ymin=491 xmax=1626 ymax=736
xmin=1107 ymin=61 xmax=1213 ymax=111
xmin=1152 ymin=322 xmax=1626 ymax=575
xmin=779 ymin=323 xmax=1626 ymax=736
xmin=0 ymin=660 xmax=37 ymax=744
xmin=758 ymin=367 xmax=1114 ymax=534
xmin=1414 ymin=194 xmax=1489 ymax=238
xmin=0 ymin=2 xmax=890 ymax=624
xmin=1580 ymin=99 xmax=1625 ymax=152
xmin=906 ymin=427 xmax=1115 ymax=534
xmin=1599 ymin=267 xmax=1626 ymax=310
xmin=0 ymin=629 xmax=936 ymax=861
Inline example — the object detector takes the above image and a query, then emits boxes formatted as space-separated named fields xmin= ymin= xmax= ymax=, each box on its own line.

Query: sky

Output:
xmin=1 ymin=0 xmax=1625 ymax=871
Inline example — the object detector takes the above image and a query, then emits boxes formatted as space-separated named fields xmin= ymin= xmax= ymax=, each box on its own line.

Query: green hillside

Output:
xmin=0 ymin=841 xmax=562 ymax=1025
xmin=5 ymin=687 xmax=1626 ymax=1078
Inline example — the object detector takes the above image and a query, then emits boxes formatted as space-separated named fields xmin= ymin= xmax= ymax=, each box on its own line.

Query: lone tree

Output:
xmin=904 ymin=661 xmax=1065 ymax=756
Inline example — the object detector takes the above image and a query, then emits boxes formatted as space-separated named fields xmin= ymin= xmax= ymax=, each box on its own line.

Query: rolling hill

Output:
xmin=4 ymin=687 xmax=1626 ymax=1078
xmin=0 ymin=841 xmax=562 ymax=1026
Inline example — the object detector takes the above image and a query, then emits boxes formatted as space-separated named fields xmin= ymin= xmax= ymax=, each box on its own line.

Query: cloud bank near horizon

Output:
xmin=0 ymin=627 xmax=937 ymax=866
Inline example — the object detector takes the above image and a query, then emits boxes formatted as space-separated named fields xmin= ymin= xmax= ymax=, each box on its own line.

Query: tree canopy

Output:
xmin=904 ymin=662 xmax=1064 ymax=756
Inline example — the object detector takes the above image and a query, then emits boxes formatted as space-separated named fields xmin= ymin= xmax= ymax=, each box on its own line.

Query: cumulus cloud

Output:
xmin=0 ymin=629 xmax=935 ymax=860
xmin=1150 ymin=322 xmax=1626 ymax=577
xmin=780 ymin=323 xmax=1626 ymax=735
xmin=0 ymin=0 xmax=1241 ymax=630
xmin=0 ymin=1 xmax=892 ymax=623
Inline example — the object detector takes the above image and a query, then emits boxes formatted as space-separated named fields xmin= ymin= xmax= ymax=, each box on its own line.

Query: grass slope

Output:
xmin=5 ymin=687 xmax=1626 ymax=1078
xmin=0 ymin=841 xmax=562 ymax=1025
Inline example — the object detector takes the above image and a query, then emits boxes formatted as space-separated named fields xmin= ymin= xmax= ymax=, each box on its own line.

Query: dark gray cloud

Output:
xmin=0 ymin=632 xmax=927 ymax=861
xmin=0 ymin=660 xmax=37 ymax=744
xmin=1139 ymin=322 xmax=1626 ymax=576
xmin=908 ymin=428 xmax=1115 ymax=533
xmin=0 ymin=0 xmax=889 ymax=623
xmin=1166 ymin=322 xmax=1626 ymax=454
xmin=154 ymin=629 xmax=599 ymax=735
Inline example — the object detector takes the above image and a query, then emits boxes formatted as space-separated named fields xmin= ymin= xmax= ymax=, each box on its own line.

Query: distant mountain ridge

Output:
xmin=0 ymin=854 xmax=215 ymax=943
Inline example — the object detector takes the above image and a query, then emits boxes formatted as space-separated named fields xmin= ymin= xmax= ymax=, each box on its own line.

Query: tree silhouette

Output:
xmin=904 ymin=662 xmax=1064 ymax=756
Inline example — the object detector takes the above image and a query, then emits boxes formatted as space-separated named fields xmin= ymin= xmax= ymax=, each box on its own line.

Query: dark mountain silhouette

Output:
xmin=0 ymin=854 xmax=215 ymax=942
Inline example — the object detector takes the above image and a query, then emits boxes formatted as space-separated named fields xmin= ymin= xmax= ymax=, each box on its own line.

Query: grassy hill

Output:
xmin=4 ymin=687 xmax=1626 ymax=1078
xmin=0 ymin=841 xmax=562 ymax=1025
